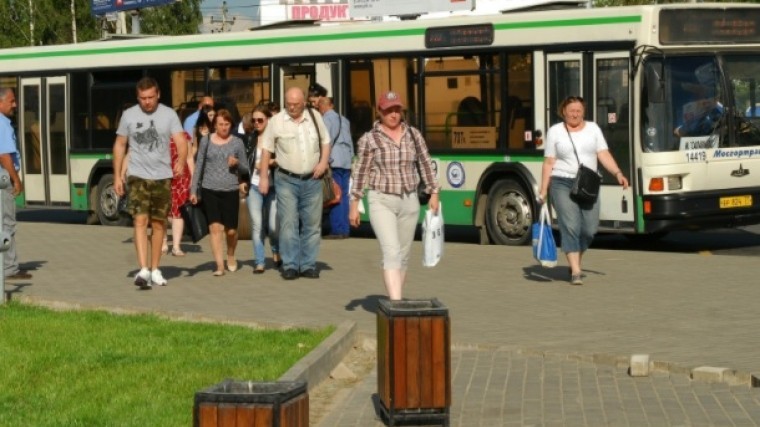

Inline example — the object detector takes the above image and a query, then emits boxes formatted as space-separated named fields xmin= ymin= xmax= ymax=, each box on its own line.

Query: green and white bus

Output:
xmin=2 ymin=2 xmax=760 ymax=244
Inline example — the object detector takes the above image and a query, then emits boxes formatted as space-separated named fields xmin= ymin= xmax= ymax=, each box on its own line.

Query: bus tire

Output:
xmin=95 ymin=174 xmax=131 ymax=227
xmin=485 ymin=179 xmax=533 ymax=246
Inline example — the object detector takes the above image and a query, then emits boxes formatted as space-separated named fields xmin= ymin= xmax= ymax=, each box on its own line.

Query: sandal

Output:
xmin=171 ymin=247 xmax=186 ymax=257
xmin=161 ymin=243 xmax=169 ymax=255
xmin=213 ymin=270 xmax=225 ymax=277
xmin=253 ymin=265 xmax=265 ymax=274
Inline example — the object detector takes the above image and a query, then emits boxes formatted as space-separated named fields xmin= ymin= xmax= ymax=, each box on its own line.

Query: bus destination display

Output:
xmin=425 ymin=24 xmax=494 ymax=48
xmin=660 ymin=9 xmax=760 ymax=44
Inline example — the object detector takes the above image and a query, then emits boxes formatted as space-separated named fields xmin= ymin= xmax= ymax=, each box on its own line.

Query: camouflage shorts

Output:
xmin=126 ymin=176 xmax=171 ymax=221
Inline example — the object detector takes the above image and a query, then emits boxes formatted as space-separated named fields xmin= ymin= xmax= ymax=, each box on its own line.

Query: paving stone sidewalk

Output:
xmin=320 ymin=349 xmax=760 ymax=427
xmin=9 ymin=218 xmax=760 ymax=426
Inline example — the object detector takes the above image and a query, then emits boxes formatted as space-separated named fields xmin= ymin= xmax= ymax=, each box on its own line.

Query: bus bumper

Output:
xmin=643 ymin=189 xmax=760 ymax=233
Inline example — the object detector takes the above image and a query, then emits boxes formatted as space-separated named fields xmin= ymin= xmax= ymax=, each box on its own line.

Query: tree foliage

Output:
xmin=138 ymin=0 xmax=203 ymax=35
xmin=0 ymin=0 xmax=202 ymax=48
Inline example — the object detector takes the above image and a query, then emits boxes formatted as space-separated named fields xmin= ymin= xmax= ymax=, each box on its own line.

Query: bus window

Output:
xmin=174 ymin=68 xmax=207 ymax=124
xmin=422 ymin=54 xmax=499 ymax=151
xmin=723 ymin=56 xmax=760 ymax=147
xmin=347 ymin=57 xmax=413 ymax=136
xmin=643 ymin=57 xmax=727 ymax=152
xmin=208 ymin=65 xmax=270 ymax=126
xmin=347 ymin=61 xmax=374 ymax=145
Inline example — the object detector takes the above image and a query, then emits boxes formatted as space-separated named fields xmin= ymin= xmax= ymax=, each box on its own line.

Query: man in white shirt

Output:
xmin=259 ymin=88 xmax=330 ymax=280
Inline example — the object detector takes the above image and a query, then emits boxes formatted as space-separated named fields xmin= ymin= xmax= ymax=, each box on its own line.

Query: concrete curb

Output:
xmin=280 ymin=320 xmax=357 ymax=390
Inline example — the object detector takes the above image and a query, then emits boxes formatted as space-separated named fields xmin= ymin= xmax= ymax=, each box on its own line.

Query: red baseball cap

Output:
xmin=377 ymin=91 xmax=404 ymax=111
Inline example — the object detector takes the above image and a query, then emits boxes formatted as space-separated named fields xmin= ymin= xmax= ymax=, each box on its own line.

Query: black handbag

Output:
xmin=182 ymin=135 xmax=210 ymax=243
xmin=410 ymin=130 xmax=431 ymax=205
xmin=415 ymin=160 xmax=431 ymax=205
xmin=571 ymin=164 xmax=601 ymax=203
xmin=179 ymin=201 xmax=208 ymax=243
xmin=566 ymin=125 xmax=601 ymax=203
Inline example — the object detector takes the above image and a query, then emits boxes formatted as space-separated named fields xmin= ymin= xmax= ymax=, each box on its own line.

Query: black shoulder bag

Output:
xmin=565 ymin=125 xmax=602 ymax=203
xmin=409 ymin=128 xmax=431 ymax=205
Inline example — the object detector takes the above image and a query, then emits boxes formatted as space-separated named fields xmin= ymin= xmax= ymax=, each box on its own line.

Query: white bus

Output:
xmin=2 ymin=2 xmax=760 ymax=244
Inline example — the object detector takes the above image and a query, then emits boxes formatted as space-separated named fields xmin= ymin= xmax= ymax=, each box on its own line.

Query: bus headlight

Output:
xmin=667 ymin=175 xmax=683 ymax=191
xmin=648 ymin=175 xmax=683 ymax=192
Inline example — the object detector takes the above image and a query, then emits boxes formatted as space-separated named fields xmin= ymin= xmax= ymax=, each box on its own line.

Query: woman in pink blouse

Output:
xmin=348 ymin=91 xmax=440 ymax=300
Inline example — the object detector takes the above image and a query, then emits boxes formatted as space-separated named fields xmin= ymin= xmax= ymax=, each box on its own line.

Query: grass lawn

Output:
xmin=0 ymin=302 xmax=332 ymax=426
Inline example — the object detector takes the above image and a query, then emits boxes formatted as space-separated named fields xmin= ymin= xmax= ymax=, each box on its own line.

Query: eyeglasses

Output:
xmin=253 ymin=118 xmax=266 ymax=124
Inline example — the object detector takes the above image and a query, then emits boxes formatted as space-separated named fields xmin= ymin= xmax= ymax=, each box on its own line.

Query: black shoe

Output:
xmin=300 ymin=269 xmax=319 ymax=279
xmin=282 ymin=269 xmax=298 ymax=280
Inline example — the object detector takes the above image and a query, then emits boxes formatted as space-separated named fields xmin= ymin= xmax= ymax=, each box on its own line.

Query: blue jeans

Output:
xmin=275 ymin=170 xmax=323 ymax=272
xmin=328 ymin=167 xmax=351 ymax=236
xmin=246 ymin=184 xmax=279 ymax=268
xmin=550 ymin=177 xmax=600 ymax=253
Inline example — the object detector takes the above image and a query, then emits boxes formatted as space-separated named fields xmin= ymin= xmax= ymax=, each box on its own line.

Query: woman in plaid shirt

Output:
xmin=349 ymin=91 xmax=440 ymax=300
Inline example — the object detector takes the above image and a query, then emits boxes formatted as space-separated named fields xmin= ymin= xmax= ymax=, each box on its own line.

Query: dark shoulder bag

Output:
xmin=305 ymin=107 xmax=340 ymax=207
xmin=179 ymin=136 xmax=210 ymax=243
xmin=408 ymin=128 xmax=431 ymax=205
xmin=566 ymin=125 xmax=601 ymax=203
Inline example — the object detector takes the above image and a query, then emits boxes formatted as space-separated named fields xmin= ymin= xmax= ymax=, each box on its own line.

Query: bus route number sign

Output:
xmin=452 ymin=127 xmax=496 ymax=149
xmin=425 ymin=24 xmax=494 ymax=49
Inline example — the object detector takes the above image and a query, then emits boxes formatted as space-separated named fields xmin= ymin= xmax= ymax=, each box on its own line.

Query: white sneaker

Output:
xmin=134 ymin=268 xmax=152 ymax=289
xmin=151 ymin=269 xmax=167 ymax=286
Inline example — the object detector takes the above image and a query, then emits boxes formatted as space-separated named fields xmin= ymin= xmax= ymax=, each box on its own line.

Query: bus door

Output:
xmin=592 ymin=52 xmax=634 ymax=229
xmin=19 ymin=77 xmax=70 ymax=206
xmin=544 ymin=52 xmax=634 ymax=229
xmin=276 ymin=62 xmax=338 ymax=107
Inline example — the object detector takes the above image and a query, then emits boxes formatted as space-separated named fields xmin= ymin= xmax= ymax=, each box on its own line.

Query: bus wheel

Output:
xmin=95 ymin=174 xmax=131 ymax=226
xmin=486 ymin=179 xmax=532 ymax=246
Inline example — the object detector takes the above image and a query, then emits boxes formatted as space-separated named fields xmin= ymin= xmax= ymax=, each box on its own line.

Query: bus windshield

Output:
xmin=642 ymin=55 xmax=760 ymax=152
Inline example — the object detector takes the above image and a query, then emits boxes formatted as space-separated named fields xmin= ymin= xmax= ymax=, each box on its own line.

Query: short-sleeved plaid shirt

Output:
xmin=350 ymin=122 xmax=438 ymax=200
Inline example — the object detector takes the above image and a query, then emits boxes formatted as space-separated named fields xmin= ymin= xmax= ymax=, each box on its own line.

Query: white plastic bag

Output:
xmin=422 ymin=203 xmax=444 ymax=267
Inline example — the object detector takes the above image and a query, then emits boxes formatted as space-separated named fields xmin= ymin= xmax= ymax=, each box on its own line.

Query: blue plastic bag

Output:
xmin=532 ymin=204 xmax=557 ymax=267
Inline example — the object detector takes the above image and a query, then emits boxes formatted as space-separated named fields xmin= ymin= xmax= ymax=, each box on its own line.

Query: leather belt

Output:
xmin=278 ymin=167 xmax=313 ymax=180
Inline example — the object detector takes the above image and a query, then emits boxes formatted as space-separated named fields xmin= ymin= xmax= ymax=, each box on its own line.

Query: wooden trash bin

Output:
xmin=377 ymin=299 xmax=451 ymax=426
xmin=194 ymin=380 xmax=308 ymax=427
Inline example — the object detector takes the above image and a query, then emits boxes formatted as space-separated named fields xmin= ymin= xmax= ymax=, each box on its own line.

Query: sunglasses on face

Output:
xmin=253 ymin=118 xmax=266 ymax=124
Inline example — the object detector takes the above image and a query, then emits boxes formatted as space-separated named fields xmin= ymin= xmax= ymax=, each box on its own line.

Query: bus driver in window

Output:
xmin=673 ymin=63 xmax=724 ymax=138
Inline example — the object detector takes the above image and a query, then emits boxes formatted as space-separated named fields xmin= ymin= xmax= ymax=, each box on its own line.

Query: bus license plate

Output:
xmin=719 ymin=195 xmax=752 ymax=209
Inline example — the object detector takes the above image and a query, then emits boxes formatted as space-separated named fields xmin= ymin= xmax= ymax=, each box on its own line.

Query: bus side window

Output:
xmin=457 ymin=96 xmax=486 ymax=126
xmin=94 ymin=113 xmax=110 ymax=130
